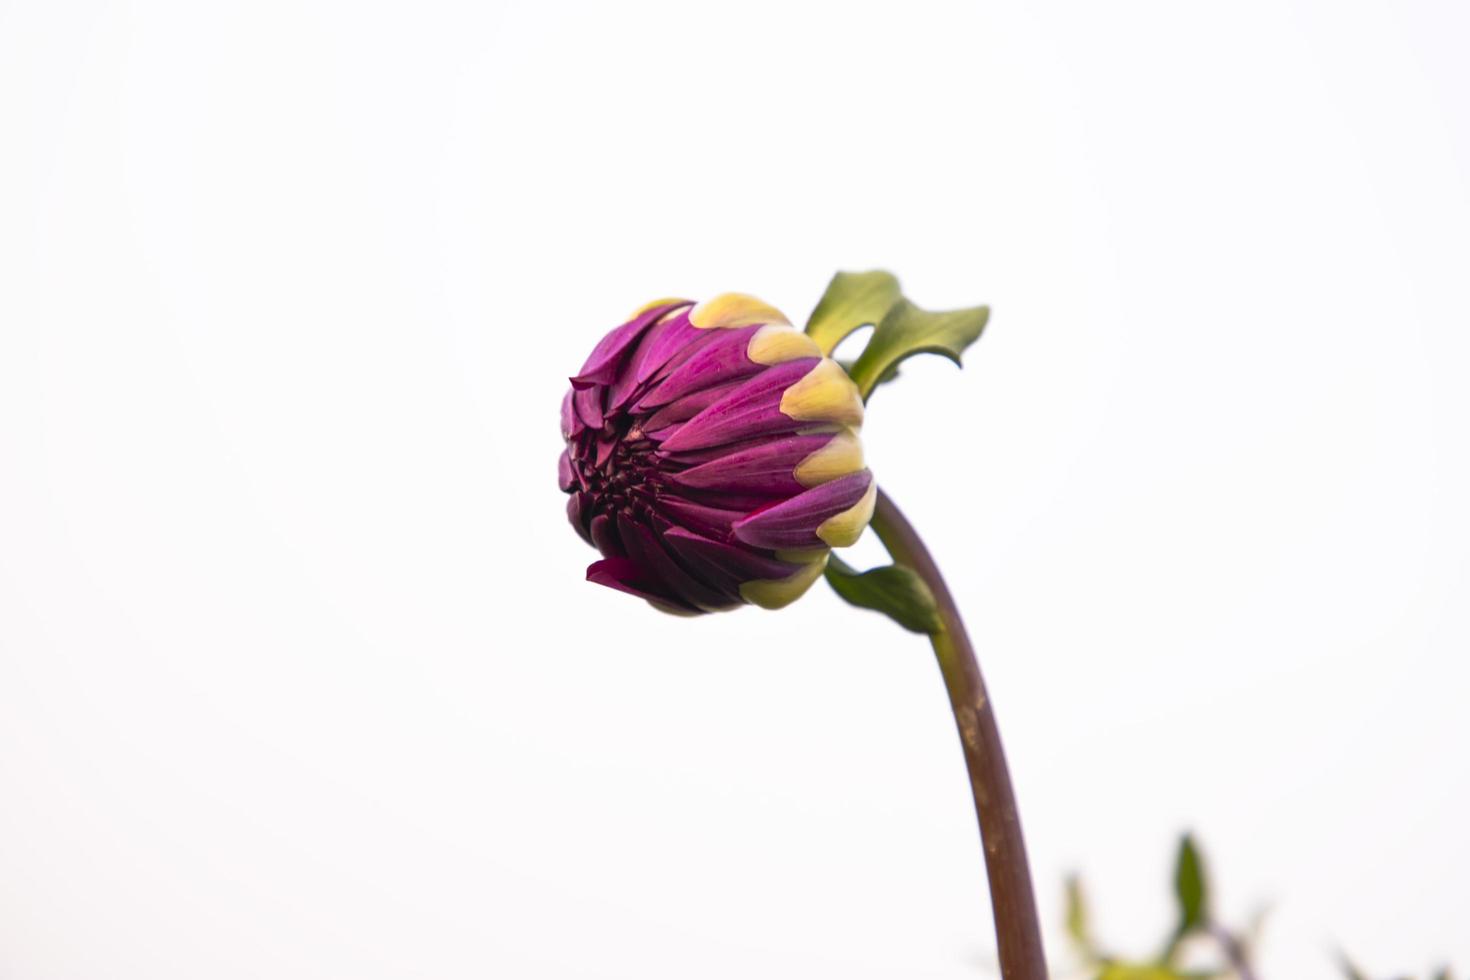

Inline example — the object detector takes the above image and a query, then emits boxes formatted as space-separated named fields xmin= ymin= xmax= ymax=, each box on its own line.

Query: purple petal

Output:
xmin=639 ymin=378 xmax=748 ymax=433
xmin=557 ymin=449 xmax=577 ymax=492
xmin=625 ymin=310 xmax=709 ymax=389
xmin=667 ymin=432 xmax=833 ymax=496
xmin=572 ymin=302 xmax=688 ymax=389
xmin=586 ymin=557 xmax=695 ymax=612
xmin=573 ymin=384 xmax=605 ymax=431
xmin=593 ymin=432 xmax=618 ymax=469
xmin=661 ymin=485 xmax=785 ymax=511
xmin=732 ymin=470 xmax=873 ymax=550
xmin=619 ymin=516 xmax=739 ymax=612
xmin=606 ymin=305 xmax=697 ymax=410
xmin=661 ymin=526 xmax=805 ymax=586
xmin=633 ymin=326 xmax=763 ymax=410
xmin=589 ymin=513 xmax=622 ymax=558
xmin=561 ymin=389 xmax=583 ymax=439
xmin=653 ymin=495 xmax=750 ymax=540
xmin=657 ymin=358 xmax=820 ymax=453
xmin=566 ymin=492 xmax=593 ymax=544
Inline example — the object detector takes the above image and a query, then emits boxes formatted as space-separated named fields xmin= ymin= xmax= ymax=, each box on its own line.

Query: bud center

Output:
xmin=575 ymin=412 xmax=665 ymax=521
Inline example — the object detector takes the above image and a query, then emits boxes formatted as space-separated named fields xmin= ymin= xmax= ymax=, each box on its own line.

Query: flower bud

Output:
xmin=560 ymin=294 xmax=876 ymax=614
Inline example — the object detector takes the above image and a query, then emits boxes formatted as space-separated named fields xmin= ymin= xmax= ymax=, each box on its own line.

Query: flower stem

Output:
xmin=868 ymin=488 xmax=1047 ymax=980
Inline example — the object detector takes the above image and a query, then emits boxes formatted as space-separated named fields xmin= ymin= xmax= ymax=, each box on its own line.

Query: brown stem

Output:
xmin=868 ymin=487 xmax=1047 ymax=980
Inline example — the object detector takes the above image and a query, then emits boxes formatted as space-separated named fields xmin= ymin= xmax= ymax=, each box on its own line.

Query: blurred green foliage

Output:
xmin=1340 ymin=953 xmax=1456 ymax=980
xmin=1064 ymin=834 xmax=1258 ymax=980
xmin=1064 ymin=834 xmax=1455 ymax=980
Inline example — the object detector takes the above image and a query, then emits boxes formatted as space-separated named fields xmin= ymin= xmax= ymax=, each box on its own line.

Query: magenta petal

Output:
xmin=586 ymin=558 xmax=695 ymax=612
xmin=639 ymin=378 xmax=747 ymax=433
xmin=606 ymin=306 xmax=695 ymax=410
xmin=588 ymin=513 xmax=623 ymax=558
xmin=561 ymin=389 xmax=582 ymax=439
xmin=657 ymin=358 xmax=819 ymax=453
xmin=663 ymin=486 xmax=785 ymax=512
xmin=653 ymin=495 xmax=750 ymax=540
xmin=573 ymin=384 xmax=605 ymax=431
xmin=668 ymin=432 xmax=832 ymax=496
xmin=732 ymin=470 xmax=873 ymax=550
xmin=634 ymin=326 xmax=763 ymax=410
xmin=628 ymin=518 xmax=741 ymax=611
xmin=593 ymin=433 xmax=618 ymax=469
xmin=628 ymin=311 xmax=709 ymax=389
xmin=661 ymin=526 xmax=804 ymax=585
xmin=567 ymin=492 xmax=593 ymax=544
xmin=557 ymin=450 xmax=577 ymax=492
xmin=572 ymin=302 xmax=688 ymax=389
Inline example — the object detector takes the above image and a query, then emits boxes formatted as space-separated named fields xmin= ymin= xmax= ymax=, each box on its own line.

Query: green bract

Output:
xmin=804 ymin=269 xmax=990 ymax=402
xmin=801 ymin=269 xmax=990 ymax=633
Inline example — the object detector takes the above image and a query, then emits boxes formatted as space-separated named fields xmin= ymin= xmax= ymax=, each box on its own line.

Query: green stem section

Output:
xmin=869 ymin=488 xmax=1047 ymax=980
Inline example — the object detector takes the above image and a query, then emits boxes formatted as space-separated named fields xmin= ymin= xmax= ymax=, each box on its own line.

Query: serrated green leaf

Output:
xmin=824 ymin=554 xmax=943 ymax=634
xmin=847 ymin=298 xmax=990 ymax=400
xmin=804 ymin=270 xmax=903 ymax=356
xmin=1174 ymin=834 xmax=1209 ymax=933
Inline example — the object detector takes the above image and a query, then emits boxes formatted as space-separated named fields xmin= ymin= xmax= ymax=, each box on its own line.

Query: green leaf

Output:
xmin=804 ymin=270 xmax=903 ymax=356
xmin=824 ymin=554 xmax=943 ymax=634
xmin=1066 ymin=874 xmax=1099 ymax=959
xmin=1173 ymin=834 xmax=1209 ymax=933
xmin=847 ymin=298 xmax=990 ymax=400
xmin=836 ymin=359 xmax=899 ymax=386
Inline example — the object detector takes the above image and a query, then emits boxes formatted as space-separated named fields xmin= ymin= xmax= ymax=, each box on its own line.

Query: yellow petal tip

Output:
xmin=779 ymin=359 xmax=865 ymax=427
xmin=746 ymin=323 xmax=822 ymax=365
xmin=690 ymin=293 xmax=791 ymax=330
xmin=793 ymin=428 xmax=865 ymax=487
xmin=740 ymin=554 xmax=829 ymax=609
xmin=816 ymin=480 xmax=877 ymax=547
xmin=628 ymin=297 xmax=692 ymax=320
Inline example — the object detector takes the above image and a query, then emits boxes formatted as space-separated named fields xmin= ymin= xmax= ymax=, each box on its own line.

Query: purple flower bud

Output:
xmin=561 ymin=294 xmax=876 ymax=614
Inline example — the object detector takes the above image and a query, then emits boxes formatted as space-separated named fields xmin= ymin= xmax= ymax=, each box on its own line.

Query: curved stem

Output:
xmin=868 ymin=487 xmax=1047 ymax=980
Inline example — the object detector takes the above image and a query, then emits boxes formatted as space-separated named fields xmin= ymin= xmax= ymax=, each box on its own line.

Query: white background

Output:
xmin=2 ymin=1 xmax=1467 ymax=977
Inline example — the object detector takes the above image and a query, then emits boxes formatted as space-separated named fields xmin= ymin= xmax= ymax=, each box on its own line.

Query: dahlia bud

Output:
xmin=560 ymin=293 xmax=876 ymax=614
